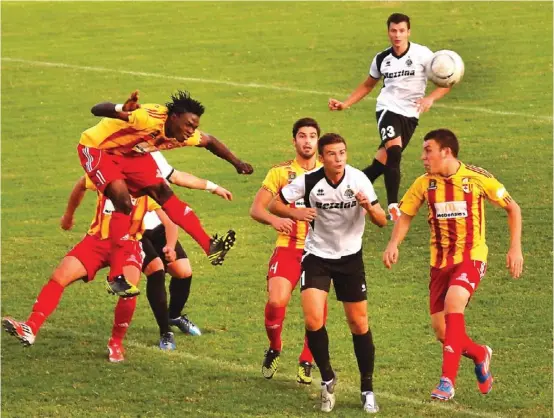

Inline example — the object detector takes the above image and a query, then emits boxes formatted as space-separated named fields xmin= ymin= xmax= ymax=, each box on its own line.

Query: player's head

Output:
xmin=318 ymin=133 xmax=347 ymax=175
xmin=387 ymin=13 xmax=410 ymax=49
xmin=165 ymin=90 xmax=205 ymax=142
xmin=292 ymin=118 xmax=320 ymax=159
xmin=421 ymin=129 xmax=459 ymax=174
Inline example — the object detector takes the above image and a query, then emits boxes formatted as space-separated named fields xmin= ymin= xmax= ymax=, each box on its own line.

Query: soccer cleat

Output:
xmin=361 ymin=391 xmax=379 ymax=413
xmin=387 ymin=203 xmax=402 ymax=222
xmin=2 ymin=317 xmax=36 ymax=346
xmin=159 ymin=332 xmax=176 ymax=351
xmin=107 ymin=338 xmax=125 ymax=363
xmin=208 ymin=230 xmax=236 ymax=266
xmin=320 ymin=375 xmax=337 ymax=413
xmin=431 ymin=377 xmax=455 ymax=401
xmin=105 ymin=275 xmax=140 ymax=298
xmin=261 ymin=348 xmax=281 ymax=379
xmin=169 ymin=314 xmax=202 ymax=336
xmin=296 ymin=361 xmax=313 ymax=385
xmin=474 ymin=345 xmax=494 ymax=394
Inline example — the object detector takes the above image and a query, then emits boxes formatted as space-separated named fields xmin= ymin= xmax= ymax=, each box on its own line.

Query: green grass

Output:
xmin=1 ymin=2 xmax=552 ymax=417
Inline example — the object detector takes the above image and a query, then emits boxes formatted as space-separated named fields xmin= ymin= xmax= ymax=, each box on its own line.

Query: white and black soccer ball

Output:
xmin=426 ymin=50 xmax=465 ymax=88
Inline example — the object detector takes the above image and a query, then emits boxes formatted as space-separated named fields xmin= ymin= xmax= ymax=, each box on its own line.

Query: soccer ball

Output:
xmin=426 ymin=50 xmax=465 ymax=88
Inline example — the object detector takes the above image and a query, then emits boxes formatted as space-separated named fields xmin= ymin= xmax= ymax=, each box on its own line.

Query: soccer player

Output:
xmin=382 ymin=129 xmax=523 ymax=401
xmin=79 ymin=90 xmax=251 ymax=297
xmin=249 ymin=117 xmax=327 ymax=384
xmin=269 ymin=133 xmax=387 ymax=413
xmin=328 ymin=13 xmax=452 ymax=221
xmin=141 ymin=151 xmax=233 ymax=350
xmin=2 ymin=175 xmax=164 ymax=362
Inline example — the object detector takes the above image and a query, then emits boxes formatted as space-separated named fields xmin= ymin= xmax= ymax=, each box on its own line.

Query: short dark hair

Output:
xmin=424 ymin=129 xmax=459 ymax=158
xmin=318 ymin=133 xmax=346 ymax=155
xmin=292 ymin=117 xmax=321 ymax=138
xmin=387 ymin=13 xmax=410 ymax=29
xmin=166 ymin=90 xmax=205 ymax=117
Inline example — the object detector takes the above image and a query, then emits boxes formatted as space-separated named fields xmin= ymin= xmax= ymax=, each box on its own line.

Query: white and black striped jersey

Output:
xmin=143 ymin=151 xmax=174 ymax=230
xmin=279 ymin=165 xmax=378 ymax=259
xmin=369 ymin=42 xmax=434 ymax=118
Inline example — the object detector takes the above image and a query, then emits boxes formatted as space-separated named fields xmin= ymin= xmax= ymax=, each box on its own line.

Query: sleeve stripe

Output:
xmin=370 ymin=199 xmax=379 ymax=206
xmin=166 ymin=168 xmax=175 ymax=181
xmin=261 ymin=185 xmax=277 ymax=196
xmin=278 ymin=189 xmax=290 ymax=205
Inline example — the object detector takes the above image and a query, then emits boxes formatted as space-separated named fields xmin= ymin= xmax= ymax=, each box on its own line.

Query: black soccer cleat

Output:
xmin=261 ymin=348 xmax=281 ymax=379
xmin=207 ymin=230 xmax=236 ymax=266
xmin=105 ymin=275 xmax=140 ymax=298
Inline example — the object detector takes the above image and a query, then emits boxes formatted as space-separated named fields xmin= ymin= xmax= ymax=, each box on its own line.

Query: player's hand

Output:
xmin=163 ymin=246 xmax=177 ymax=263
xmin=60 ymin=214 xmax=75 ymax=230
xmin=415 ymin=96 xmax=435 ymax=113
xmin=328 ymin=98 xmax=347 ymax=111
xmin=212 ymin=186 xmax=233 ymax=201
xmin=235 ymin=160 xmax=254 ymax=175
xmin=382 ymin=243 xmax=399 ymax=269
xmin=122 ymin=90 xmax=141 ymax=111
xmin=355 ymin=191 xmax=370 ymax=211
xmin=271 ymin=217 xmax=294 ymax=234
xmin=506 ymin=247 xmax=523 ymax=279
xmin=293 ymin=208 xmax=317 ymax=222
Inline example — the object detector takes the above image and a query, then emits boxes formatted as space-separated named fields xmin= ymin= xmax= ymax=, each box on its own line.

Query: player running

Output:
xmin=383 ymin=129 xmax=523 ymax=400
xmin=328 ymin=13 xmax=452 ymax=221
xmin=249 ymin=118 xmax=326 ymax=384
xmin=79 ymin=90 xmax=252 ymax=297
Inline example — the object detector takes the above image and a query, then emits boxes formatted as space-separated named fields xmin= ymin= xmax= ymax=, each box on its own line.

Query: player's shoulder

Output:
xmin=141 ymin=103 xmax=168 ymax=116
xmin=461 ymin=163 xmax=496 ymax=179
xmin=373 ymin=46 xmax=393 ymax=62
xmin=345 ymin=164 xmax=367 ymax=179
xmin=270 ymin=159 xmax=294 ymax=169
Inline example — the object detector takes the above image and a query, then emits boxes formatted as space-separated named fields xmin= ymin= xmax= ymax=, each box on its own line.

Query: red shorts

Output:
xmin=429 ymin=259 xmax=487 ymax=314
xmin=77 ymin=144 xmax=164 ymax=195
xmin=66 ymin=234 xmax=143 ymax=282
xmin=266 ymin=247 xmax=303 ymax=288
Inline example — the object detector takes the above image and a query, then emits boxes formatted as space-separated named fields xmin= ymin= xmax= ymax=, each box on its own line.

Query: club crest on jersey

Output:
xmin=344 ymin=187 xmax=355 ymax=198
xmin=406 ymin=58 xmax=413 ymax=67
xmin=287 ymin=172 xmax=296 ymax=182
xmin=429 ymin=180 xmax=437 ymax=190
xmin=462 ymin=178 xmax=473 ymax=194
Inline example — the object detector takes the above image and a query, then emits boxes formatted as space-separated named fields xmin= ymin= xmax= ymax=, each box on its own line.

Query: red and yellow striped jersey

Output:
xmin=79 ymin=104 xmax=201 ymax=155
xmin=85 ymin=176 xmax=160 ymax=240
xmin=399 ymin=162 xmax=513 ymax=268
xmin=262 ymin=158 xmax=322 ymax=249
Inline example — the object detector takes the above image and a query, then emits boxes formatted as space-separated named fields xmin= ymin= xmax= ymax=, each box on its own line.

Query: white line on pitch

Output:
xmin=3 ymin=57 xmax=551 ymax=122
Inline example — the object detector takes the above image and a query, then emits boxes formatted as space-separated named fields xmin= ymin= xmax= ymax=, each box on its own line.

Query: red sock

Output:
xmin=441 ymin=313 xmax=466 ymax=385
xmin=108 ymin=212 xmax=132 ymax=279
xmin=265 ymin=303 xmax=286 ymax=351
xmin=463 ymin=336 xmax=486 ymax=364
xmin=111 ymin=296 xmax=137 ymax=344
xmin=161 ymin=195 xmax=211 ymax=254
xmin=26 ymin=280 xmax=65 ymax=334
xmin=299 ymin=301 xmax=328 ymax=363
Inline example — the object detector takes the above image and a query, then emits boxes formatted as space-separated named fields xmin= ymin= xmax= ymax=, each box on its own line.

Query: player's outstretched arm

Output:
xmin=503 ymin=200 xmax=523 ymax=279
xmin=268 ymin=195 xmax=316 ymax=222
xmin=382 ymin=212 xmax=414 ymax=269
xmin=250 ymin=188 xmax=294 ymax=234
xmin=60 ymin=176 xmax=88 ymax=230
xmin=328 ymin=76 xmax=379 ymax=111
xmin=90 ymin=90 xmax=140 ymax=120
xmin=355 ymin=191 xmax=387 ymax=227
xmin=198 ymin=133 xmax=254 ymax=175
xmin=155 ymin=208 xmax=178 ymax=263
xmin=168 ymin=170 xmax=232 ymax=201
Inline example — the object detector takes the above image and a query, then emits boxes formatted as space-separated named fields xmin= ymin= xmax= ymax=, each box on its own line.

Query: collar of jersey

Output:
xmin=391 ymin=41 xmax=411 ymax=59
xmin=323 ymin=169 xmax=346 ymax=189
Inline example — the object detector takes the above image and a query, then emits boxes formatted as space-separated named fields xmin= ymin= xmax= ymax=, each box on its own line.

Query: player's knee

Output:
xmin=267 ymin=293 xmax=289 ymax=309
xmin=385 ymin=145 xmax=402 ymax=169
xmin=347 ymin=315 xmax=368 ymax=334
xmin=50 ymin=270 xmax=73 ymax=288
xmin=304 ymin=315 xmax=324 ymax=331
xmin=432 ymin=323 xmax=446 ymax=342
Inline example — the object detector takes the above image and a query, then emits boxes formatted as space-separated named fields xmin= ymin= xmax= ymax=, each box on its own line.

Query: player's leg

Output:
xmin=76 ymin=145 xmax=138 ymax=296
xmin=362 ymin=111 xmax=388 ymax=182
xmin=167 ymin=255 xmax=201 ymax=336
xmin=301 ymin=254 xmax=336 ymax=412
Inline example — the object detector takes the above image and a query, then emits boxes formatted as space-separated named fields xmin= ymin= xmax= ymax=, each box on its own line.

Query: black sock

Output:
xmin=352 ymin=330 xmax=375 ymax=392
xmin=168 ymin=276 xmax=191 ymax=319
xmin=362 ymin=159 xmax=386 ymax=183
xmin=306 ymin=326 xmax=335 ymax=382
xmin=146 ymin=270 xmax=170 ymax=335
xmin=384 ymin=146 xmax=402 ymax=205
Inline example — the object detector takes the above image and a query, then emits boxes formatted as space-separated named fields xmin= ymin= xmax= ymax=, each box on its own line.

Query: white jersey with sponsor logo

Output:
xmin=279 ymin=165 xmax=378 ymax=259
xmin=142 ymin=151 xmax=174 ymax=231
xmin=369 ymin=42 xmax=434 ymax=118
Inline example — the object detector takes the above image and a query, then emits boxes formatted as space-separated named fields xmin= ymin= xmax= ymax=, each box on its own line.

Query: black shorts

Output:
xmin=376 ymin=110 xmax=419 ymax=150
xmin=300 ymin=251 xmax=367 ymax=302
xmin=141 ymin=224 xmax=187 ymax=271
